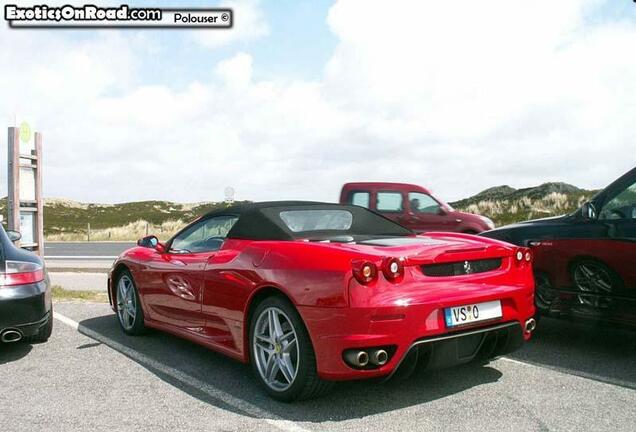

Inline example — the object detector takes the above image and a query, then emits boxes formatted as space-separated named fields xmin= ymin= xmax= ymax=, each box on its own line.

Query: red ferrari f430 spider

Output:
xmin=108 ymin=202 xmax=535 ymax=401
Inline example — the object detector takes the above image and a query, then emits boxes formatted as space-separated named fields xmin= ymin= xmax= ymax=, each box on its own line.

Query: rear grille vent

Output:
xmin=421 ymin=258 xmax=502 ymax=277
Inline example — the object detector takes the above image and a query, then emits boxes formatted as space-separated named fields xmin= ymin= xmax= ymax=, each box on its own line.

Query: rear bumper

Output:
xmin=299 ymin=284 xmax=534 ymax=381
xmin=385 ymin=321 xmax=524 ymax=379
xmin=0 ymin=280 xmax=52 ymax=337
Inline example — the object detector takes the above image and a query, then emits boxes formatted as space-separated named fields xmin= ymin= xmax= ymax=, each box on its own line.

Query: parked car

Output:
xmin=481 ymin=167 xmax=636 ymax=328
xmin=339 ymin=182 xmax=494 ymax=233
xmin=109 ymin=201 xmax=535 ymax=401
xmin=0 ymin=225 xmax=52 ymax=344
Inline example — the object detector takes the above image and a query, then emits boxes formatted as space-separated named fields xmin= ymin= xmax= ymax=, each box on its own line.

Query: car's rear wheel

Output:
xmin=534 ymin=271 xmax=554 ymax=316
xmin=249 ymin=296 xmax=332 ymax=401
xmin=116 ymin=270 xmax=146 ymax=335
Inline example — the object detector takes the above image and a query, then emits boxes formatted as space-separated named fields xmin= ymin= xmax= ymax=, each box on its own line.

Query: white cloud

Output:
xmin=192 ymin=0 xmax=269 ymax=49
xmin=215 ymin=52 xmax=253 ymax=89
xmin=321 ymin=0 xmax=636 ymax=197
xmin=0 ymin=0 xmax=635 ymax=206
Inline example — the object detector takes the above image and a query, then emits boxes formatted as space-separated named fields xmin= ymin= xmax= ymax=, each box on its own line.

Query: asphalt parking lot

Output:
xmin=1 ymin=302 xmax=635 ymax=432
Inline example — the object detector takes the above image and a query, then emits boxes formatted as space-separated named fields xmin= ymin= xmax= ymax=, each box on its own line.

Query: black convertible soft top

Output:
xmin=201 ymin=201 xmax=412 ymax=241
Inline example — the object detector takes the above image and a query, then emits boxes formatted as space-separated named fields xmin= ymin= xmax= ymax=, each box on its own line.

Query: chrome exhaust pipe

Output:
xmin=1 ymin=329 xmax=23 ymax=343
xmin=525 ymin=318 xmax=536 ymax=333
xmin=344 ymin=350 xmax=369 ymax=368
xmin=371 ymin=349 xmax=388 ymax=366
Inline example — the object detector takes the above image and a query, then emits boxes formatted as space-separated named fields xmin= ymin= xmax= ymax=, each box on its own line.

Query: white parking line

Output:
xmin=53 ymin=312 xmax=81 ymax=330
xmin=500 ymin=356 xmax=636 ymax=390
xmin=52 ymin=311 xmax=312 ymax=432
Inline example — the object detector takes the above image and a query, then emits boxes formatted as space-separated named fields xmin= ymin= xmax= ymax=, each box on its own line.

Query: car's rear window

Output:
xmin=230 ymin=204 xmax=414 ymax=240
xmin=279 ymin=210 xmax=353 ymax=232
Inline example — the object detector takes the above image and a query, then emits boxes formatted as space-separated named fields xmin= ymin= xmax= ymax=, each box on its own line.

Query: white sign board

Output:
xmin=19 ymin=212 xmax=35 ymax=244
xmin=19 ymin=165 xmax=36 ymax=201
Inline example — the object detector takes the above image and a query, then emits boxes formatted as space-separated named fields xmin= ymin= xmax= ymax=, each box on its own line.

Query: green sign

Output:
xmin=19 ymin=121 xmax=32 ymax=143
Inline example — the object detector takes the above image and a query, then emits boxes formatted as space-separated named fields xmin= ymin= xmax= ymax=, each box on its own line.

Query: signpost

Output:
xmin=7 ymin=122 xmax=44 ymax=255
xmin=224 ymin=186 xmax=235 ymax=204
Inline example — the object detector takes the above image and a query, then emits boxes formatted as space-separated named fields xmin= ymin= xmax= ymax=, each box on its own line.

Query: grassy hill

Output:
xmin=450 ymin=182 xmax=598 ymax=226
xmin=0 ymin=198 xmax=239 ymax=241
xmin=0 ymin=182 xmax=600 ymax=240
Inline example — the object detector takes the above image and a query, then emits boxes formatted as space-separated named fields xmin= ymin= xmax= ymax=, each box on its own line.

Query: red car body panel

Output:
xmin=303 ymin=237 xmax=534 ymax=379
xmin=340 ymin=182 xmax=492 ymax=233
xmin=109 ymin=204 xmax=534 ymax=381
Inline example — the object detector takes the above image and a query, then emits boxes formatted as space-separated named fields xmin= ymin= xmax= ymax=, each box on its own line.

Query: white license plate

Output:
xmin=444 ymin=300 xmax=502 ymax=328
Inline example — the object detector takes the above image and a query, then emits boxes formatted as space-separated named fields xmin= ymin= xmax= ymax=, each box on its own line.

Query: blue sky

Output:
xmin=132 ymin=0 xmax=337 ymax=87
xmin=1 ymin=0 xmax=635 ymax=204
xmin=237 ymin=0 xmax=337 ymax=81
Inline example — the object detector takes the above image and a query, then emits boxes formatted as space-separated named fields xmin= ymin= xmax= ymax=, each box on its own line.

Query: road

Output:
xmin=44 ymin=242 xmax=135 ymax=257
xmin=44 ymin=242 xmax=132 ymax=290
xmin=1 ymin=304 xmax=635 ymax=432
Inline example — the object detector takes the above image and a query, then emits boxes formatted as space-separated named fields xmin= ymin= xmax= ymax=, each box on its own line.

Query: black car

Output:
xmin=481 ymin=167 xmax=636 ymax=327
xmin=0 ymin=225 xmax=52 ymax=343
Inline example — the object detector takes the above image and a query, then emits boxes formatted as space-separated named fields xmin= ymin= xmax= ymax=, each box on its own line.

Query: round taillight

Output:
xmin=390 ymin=261 xmax=399 ymax=273
xmin=362 ymin=264 xmax=373 ymax=278
xmin=516 ymin=251 xmax=523 ymax=261
xmin=382 ymin=257 xmax=404 ymax=281
xmin=525 ymin=251 xmax=532 ymax=262
xmin=353 ymin=261 xmax=378 ymax=285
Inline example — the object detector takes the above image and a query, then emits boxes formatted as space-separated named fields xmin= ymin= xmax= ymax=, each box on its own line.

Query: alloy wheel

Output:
xmin=117 ymin=275 xmax=137 ymax=330
xmin=534 ymin=272 xmax=554 ymax=310
xmin=573 ymin=262 xmax=613 ymax=309
xmin=253 ymin=307 xmax=300 ymax=392
xmin=573 ymin=263 xmax=613 ymax=293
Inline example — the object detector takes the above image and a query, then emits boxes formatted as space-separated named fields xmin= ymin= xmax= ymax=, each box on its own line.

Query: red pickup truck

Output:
xmin=340 ymin=182 xmax=494 ymax=234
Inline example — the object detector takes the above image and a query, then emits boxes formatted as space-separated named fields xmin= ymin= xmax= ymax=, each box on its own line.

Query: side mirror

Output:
xmin=137 ymin=235 xmax=165 ymax=252
xmin=581 ymin=201 xmax=597 ymax=220
xmin=6 ymin=230 xmax=21 ymax=242
xmin=438 ymin=207 xmax=448 ymax=216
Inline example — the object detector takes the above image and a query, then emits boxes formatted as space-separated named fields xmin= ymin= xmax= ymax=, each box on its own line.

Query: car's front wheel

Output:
xmin=571 ymin=259 xmax=621 ymax=309
xmin=249 ymin=296 xmax=332 ymax=401
xmin=115 ymin=270 xmax=146 ymax=335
